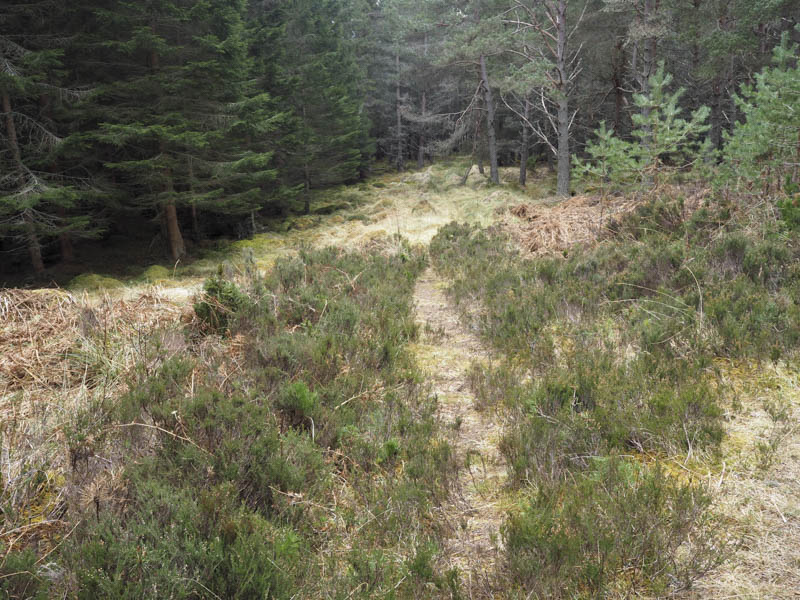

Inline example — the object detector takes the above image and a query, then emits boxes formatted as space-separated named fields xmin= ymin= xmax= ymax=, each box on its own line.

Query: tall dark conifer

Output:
xmin=270 ymin=0 xmax=371 ymax=213
xmin=0 ymin=1 xmax=96 ymax=273
xmin=88 ymin=0 xmax=279 ymax=260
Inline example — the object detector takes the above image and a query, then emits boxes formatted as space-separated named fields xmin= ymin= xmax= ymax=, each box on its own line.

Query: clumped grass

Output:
xmin=2 ymin=240 xmax=458 ymax=598
xmin=429 ymin=194 xmax=800 ymax=596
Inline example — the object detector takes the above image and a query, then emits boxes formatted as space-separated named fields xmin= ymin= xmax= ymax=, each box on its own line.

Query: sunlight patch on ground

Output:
xmin=695 ymin=359 xmax=800 ymax=598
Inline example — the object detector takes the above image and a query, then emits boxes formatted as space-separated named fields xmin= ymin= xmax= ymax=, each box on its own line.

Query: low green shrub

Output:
xmin=429 ymin=197 xmax=797 ymax=596
xmin=431 ymin=198 xmax=800 ymax=362
xmin=499 ymin=354 xmax=724 ymax=487
xmin=278 ymin=381 xmax=319 ymax=428
xmin=193 ymin=275 xmax=249 ymax=331
xmin=504 ymin=459 xmax=724 ymax=598
xmin=43 ymin=241 xmax=457 ymax=598
xmin=63 ymin=479 xmax=305 ymax=599
xmin=0 ymin=548 xmax=49 ymax=599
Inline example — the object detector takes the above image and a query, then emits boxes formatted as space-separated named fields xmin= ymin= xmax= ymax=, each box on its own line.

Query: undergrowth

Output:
xmin=1 ymin=240 xmax=458 ymax=599
xmin=430 ymin=195 xmax=800 ymax=596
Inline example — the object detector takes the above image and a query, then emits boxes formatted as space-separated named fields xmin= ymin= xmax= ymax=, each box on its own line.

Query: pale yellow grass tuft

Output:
xmin=693 ymin=360 xmax=800 ymax=599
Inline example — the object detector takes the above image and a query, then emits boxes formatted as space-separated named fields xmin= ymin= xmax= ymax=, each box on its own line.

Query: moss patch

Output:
xmin=230 ymin=234 xmax=284 ymax=254
xmin=67 ymin=273 xmax=125 ymax=291
xmin=311 ymin=201 xmax=351 ymax=215
xmin=141 ymin=265 xmax=171 ymax=283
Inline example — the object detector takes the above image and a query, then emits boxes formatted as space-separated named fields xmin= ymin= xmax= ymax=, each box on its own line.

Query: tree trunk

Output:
xmin=161 ymin=153 xmax=183 ymax=262
xmin=188 ymin=158 xmax=201 ymax=241
xmin=460 ymin=164 xmax=472 ymax=186
xmin=395 ymin=51 xmax=404 ymax=172
xmin=160 ymin=155 xmax=184 ymax=261
xmin=612 ymin=39 xmax=626 ymax=133
xmin=556 ymin=96 xmax=571 ymax=196
xmin=164 ymin=200 xmax=185 ymax=262
xmin=638 ymin=0 xmax=657 ymax=151
xmin=417 ymin=33 xmax=429 ymax=169
xmin=23 ymin=212 xmax=45 ymax=274
xmin=2 ymin=91 xmax=21 ymax=165
xmin=191 ymin=202 xmax=201 ymax=241
xmin=519 ymin=98 xmax=531 ymax=186
xmin=57 ymin=208 xmax=74 ymax=263
xmin=417 ymin=90 xmax=426 ymax=169
xmin=555 ymin=0 xmax=571 ymax=197
xmin=479 ymin=54 xmax=500 ymax=184
xmin=59 ymin=233 xmax=74 ymax=263
xmin=710 ymin=76 xmax=723 ymax=151
xmin=150 ymin=39 xmax=183 ymax=262
xmin=303 ymin=160 xmax=311 ymax=214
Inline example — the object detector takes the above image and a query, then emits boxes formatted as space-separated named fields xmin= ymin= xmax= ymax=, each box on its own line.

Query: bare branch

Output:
xmin=501 ymin=92 xmax=557 ymax=155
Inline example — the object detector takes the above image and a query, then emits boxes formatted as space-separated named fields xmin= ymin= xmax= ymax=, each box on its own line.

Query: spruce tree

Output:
xmin=0 ymin=1 xmax=98 ymax=273
xmin=87 ymin=0 xmax=279 ymax=260
xmin=270 ymin=0 xmax=371 ymax=213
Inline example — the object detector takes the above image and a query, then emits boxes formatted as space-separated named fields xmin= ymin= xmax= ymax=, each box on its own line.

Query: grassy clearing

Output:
xmin=694 ymin=360 xmax=800 ymax=598
xmin=211 ymin=158 xmax=546 ymax=275
xmin=429 ymin=192 xmax=800 ymax=597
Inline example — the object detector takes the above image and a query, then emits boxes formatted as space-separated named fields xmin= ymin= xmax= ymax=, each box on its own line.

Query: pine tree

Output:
xmin=723 ymin=31 xmax=800 ymax=196
xmin=631 ymin=63 xmax=710 ymax=187
xmin=574 ymin=121 xmax=638 ymax=194
xmin=431 ymin=0 xmax=510 ymax=184
xmin=87 ymin=0 xmax=279 ymax=261
xmin=504 ymin=0 xmax=585 ymax=196
xmin=577 ymin=64 xmax=709 ymax=190
xmin=0 ymin=1 xmax=98 ymax=273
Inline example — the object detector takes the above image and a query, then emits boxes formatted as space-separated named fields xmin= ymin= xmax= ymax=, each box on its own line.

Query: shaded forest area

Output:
xmin=1 ymin=0 xmax=799 ymax=280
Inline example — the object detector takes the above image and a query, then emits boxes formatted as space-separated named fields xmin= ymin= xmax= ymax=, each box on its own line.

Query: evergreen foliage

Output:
xmin=577 ymin=64 xmax=710 ymax=189
xmin=0 ymin=2 xmax=100 ymax=273
xmin=631 ymin=64 xmax=711 ymax=186
xmin=0 ymin=1 xmax=798 ymax=276
xmin=275 ymin=0 xmax=372 ymax=212
xmin=722 ymin=30 xmax=800 ymax=196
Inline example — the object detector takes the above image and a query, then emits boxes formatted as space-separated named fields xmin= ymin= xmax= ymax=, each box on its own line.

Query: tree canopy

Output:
xmin=1 ymin=0 xmax=798 ymax=276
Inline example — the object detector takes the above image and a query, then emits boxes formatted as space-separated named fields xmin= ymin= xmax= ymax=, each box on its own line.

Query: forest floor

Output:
xmin=3 ymin=160 xmax=800 ymax=597
xmin=693 ymin=361 xmax=800 ymax=599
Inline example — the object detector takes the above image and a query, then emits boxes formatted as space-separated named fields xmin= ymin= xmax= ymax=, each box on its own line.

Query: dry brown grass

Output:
xmin=0 ymin=286 xmax=192 ymax=555
xmin=506 ymin=194 xmax=640 ymax=254
xmin=504 ymin=184 xmax=709 ymax=255
xmin=691 ymin=360 xmax=800 ymax=599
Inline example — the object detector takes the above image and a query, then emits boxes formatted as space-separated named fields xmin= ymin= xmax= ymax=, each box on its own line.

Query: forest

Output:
xmin=1 ymin=0 xmax=797 ymax=279
xmin=3 ymin=0 xmax=800 ymax=599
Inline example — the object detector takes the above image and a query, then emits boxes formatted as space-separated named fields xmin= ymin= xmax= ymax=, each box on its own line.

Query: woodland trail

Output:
xmin=412 ymin=267 xmax=508 ymax=595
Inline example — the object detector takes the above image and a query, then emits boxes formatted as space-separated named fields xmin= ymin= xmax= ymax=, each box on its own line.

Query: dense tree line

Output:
xmin=0 ymin=0 xmax=372 ymax=275
xmin=1 ymin=0 xmax=798 ymax=276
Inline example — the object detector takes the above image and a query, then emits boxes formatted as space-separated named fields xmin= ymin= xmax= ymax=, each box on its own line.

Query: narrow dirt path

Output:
xmin=412 ymin=267 xmax=507 ymax=594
